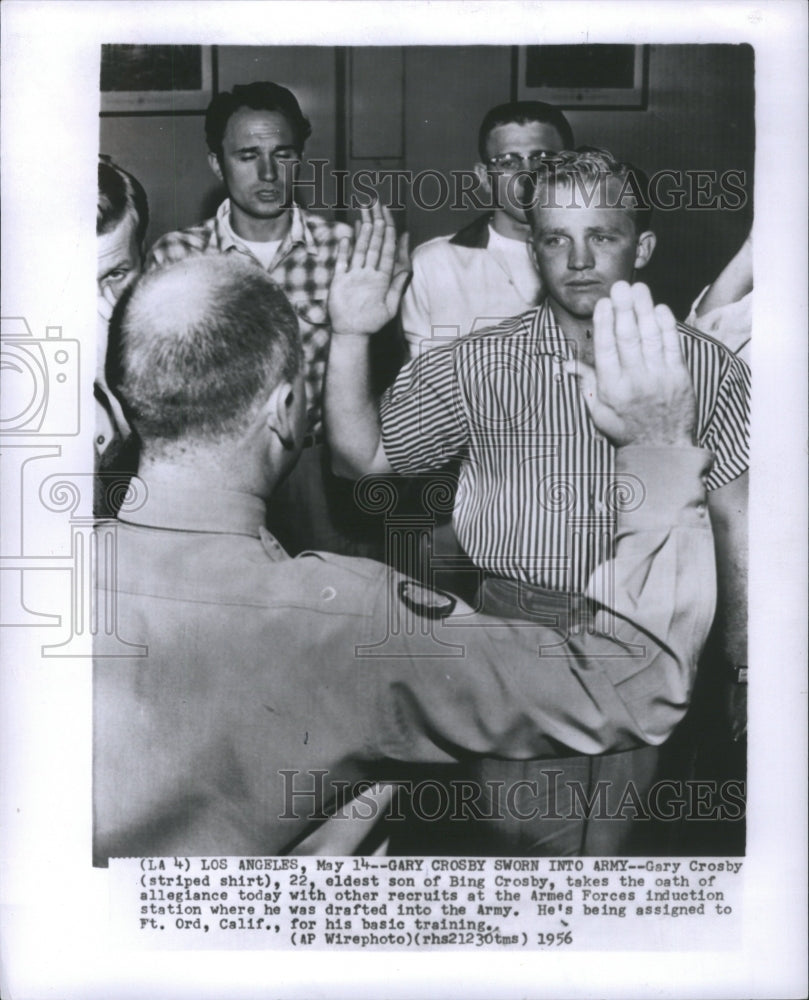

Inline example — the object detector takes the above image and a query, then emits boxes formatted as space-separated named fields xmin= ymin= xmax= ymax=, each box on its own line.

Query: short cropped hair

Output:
xmin=97 ymin=155 xmax=149 ymax=247
xmin=478 ymin=101 xmax=574 ymax=161
xmin=523 ymin=147 xmax=653 ymax=233
xmin=115 ymin=256 xmax=302 ymax=445
xmin=205 ymin=81 xmax=312 ymax=160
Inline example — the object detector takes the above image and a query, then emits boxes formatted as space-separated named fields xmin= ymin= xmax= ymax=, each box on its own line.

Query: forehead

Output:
xmin=485 ymin=121 xmax=564 ymax=157
xmin=532 ymin=202 xmax=637 ymax=235
xmin=97 ymin=215 xmax=140 ymax=265
xmin=222 ymin=108 xmax=296 ymax=148
xmin=532 ymin=179 xmax=638 ymax=233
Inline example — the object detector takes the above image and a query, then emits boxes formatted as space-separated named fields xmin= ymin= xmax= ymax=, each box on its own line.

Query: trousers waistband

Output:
xmin=479 ymin=575 xmax=585 ymax=624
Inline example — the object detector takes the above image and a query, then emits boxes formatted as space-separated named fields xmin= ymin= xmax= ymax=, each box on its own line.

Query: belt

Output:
xmin=479 ymin=575 xmax=585 ymax=625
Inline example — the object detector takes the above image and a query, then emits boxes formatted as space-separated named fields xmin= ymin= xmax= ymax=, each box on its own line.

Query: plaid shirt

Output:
xmin=145 ymin=201 xmax=352 ymax=436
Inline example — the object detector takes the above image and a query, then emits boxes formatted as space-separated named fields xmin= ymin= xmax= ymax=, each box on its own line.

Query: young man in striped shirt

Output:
xmin=324 ymin=152 xmax=750 ymax=854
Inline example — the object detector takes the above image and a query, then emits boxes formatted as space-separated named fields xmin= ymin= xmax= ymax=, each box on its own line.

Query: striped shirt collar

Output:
xmin=516 ymin=299 xmax=576 ymax=358
xmin=213 ymin=199 xmax=318 ymax=258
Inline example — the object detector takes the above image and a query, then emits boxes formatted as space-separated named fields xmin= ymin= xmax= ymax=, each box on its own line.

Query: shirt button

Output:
xmin=96 ymin=435 xmax=105 ymax=446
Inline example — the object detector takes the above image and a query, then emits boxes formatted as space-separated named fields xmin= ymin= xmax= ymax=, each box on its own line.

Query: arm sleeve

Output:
xmin=366 ymin=446 xmax=717 ymax=763
xmin=379 ymin=342 xmax=471 ymax=474
xmin=698 ymin=351 xmax=751 ymax=491
xmin=686 ymin=288 xmax=752 ymax=354
xmin=400 ymin=253 xmax=434 ymax=359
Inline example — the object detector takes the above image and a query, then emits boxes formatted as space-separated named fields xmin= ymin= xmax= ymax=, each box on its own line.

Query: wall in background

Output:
xmin=100 ymin=43 xmax=753 ymax=318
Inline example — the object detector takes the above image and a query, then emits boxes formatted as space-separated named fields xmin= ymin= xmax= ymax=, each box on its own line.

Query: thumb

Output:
xmin=395 ymin=231 xmax=411 ymax=272
xmin=385 ymin=268 xmax=412 ymax=312
xmin=562 ymin=359 xmax=597 ymax=400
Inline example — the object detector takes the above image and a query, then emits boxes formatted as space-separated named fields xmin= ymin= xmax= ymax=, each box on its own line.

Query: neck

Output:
xmin=138 ymin=447 xmax=277 ymax=501
xmin=229 ymin=203 xmax=292 ymax=243
xmin=548 ymin=299 xmax=596 ymax=362
xmin=490 ymin=210 xmax=531 ymax=242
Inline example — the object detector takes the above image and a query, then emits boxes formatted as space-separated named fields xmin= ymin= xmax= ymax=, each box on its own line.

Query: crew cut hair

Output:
xmin=205 ymin=81 xmax=312 ymax=159
xmin=522 ymin=146 xmax=653 ymax=233
xmin=478 ymin=100 xmax=574 ymax=161
xmin=114 ymin=256 xmax=302 ymax=445
xmin=97 ymin=155 xmax=149 ymax=247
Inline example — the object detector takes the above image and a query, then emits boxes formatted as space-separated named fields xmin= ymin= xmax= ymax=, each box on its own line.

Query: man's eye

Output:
xmin=592 ymin=235 xmax=615 ymax=244
xmin=107 ymin=270 xmax=129 ymax=283
xmin=543 ymin=237 xmax=565 ymax=247
xmin=239 ymin=153 xmax=257 ymax=161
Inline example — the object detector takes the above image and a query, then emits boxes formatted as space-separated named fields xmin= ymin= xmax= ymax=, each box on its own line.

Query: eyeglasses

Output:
xmin=486 ymin=151 xmax=558 ymax=172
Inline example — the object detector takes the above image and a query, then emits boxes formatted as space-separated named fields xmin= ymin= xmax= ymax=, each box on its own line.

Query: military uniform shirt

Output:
xmin=93 ymin=446 xmax=715 ymax=862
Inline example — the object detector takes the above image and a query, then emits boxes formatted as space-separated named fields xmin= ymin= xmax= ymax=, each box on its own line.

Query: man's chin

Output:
xmin=246 ymin=199 xmax=291 ymax=218
xmin=560 ymin=293 xmax=601 ymax=319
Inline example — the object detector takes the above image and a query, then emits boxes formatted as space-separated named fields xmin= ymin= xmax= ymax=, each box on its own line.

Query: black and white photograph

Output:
xmin=1 ymin=2 xmax=806 ymax=998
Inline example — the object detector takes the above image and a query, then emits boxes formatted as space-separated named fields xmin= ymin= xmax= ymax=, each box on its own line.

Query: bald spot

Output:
xmin=125 ymin=255 xmax=263 ymax=344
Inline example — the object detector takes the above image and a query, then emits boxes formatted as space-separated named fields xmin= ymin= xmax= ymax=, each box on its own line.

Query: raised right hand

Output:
xmin=564 ymin=281 xmax=697 ymax=448
xmin=328 ymin=202 xmax=410 ymax=338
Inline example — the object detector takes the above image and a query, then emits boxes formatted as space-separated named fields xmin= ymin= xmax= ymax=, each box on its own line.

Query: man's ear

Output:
xmin=528 ymin=238 xmax=541 ymax=274
xmin=263 ymin=380 xmax=299 ymax=452
xmin=474 ymin=161 xmax=493 ymax=198
xmin=634 ymin=231 xmax=657 ymax=271
xmin=208 ymin=151 xmax=225 ymax=184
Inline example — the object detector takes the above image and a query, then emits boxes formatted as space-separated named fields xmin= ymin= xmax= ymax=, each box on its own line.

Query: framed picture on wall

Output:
xmin=512 ymin=44 xmax=649 ymax=109
xmin=100 ymin=44 xmax=215 ymax=113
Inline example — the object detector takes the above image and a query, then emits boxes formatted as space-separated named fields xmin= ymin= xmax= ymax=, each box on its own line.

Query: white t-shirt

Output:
xmin=401 ymin=222 xmax=542 ymax=357
xmin=235 ymin=236 xmax=283 ymax=270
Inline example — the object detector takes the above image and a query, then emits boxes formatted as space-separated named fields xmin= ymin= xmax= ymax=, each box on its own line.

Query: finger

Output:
xmin=394 ymin=231 xmax=411 ymax=276
xmin=591 ymin=296 xmax=620 ymax=381
xmin=562 ymin=358 xmax=595 ymax=385
xmin=385 ymin=267 xmax=412 ymax=314
xmin=611 ymin=280 xmax=643 ymax=369
xmin=352 ymin=208 xmax=373 ymax=267
xmin=563 ymin=359 xmax=599 ymax=411
xmin=630 ymin=283 xmax=664 ymax=366
xmin=654 ymin=303 xmax=683 ymax=366
xmin=375 ymin=213 xmax=398 ymax=274
xmin=366 ymin=210 xmax=386 ymax=270
xmin=334 ymin=236 xmax=351 ymax=275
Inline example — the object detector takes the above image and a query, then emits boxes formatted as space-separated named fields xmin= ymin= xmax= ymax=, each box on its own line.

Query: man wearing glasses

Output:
xmin=401 ymin=101 xmax=574 ymax=356
xmin=145 ymin=81 xmax=375 ymax=558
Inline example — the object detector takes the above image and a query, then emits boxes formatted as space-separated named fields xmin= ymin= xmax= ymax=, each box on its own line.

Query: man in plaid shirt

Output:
xmin=145 ymin=81 xmax=382 ymax=556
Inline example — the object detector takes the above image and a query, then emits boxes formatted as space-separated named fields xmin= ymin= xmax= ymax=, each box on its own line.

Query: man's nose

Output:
xmin=567 ymin=239 xmax=594 ymax=270
xmin=258 ymin=154 xmax=277 ymax=181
